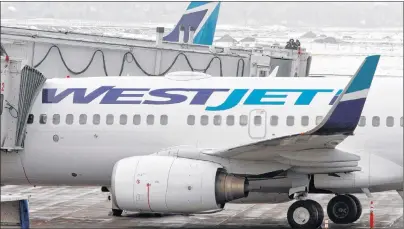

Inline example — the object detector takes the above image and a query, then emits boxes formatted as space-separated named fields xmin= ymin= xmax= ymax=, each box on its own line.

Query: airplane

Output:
xmin=1 ymin=55 xmax=403 ymax=229
xmin=163 ymin=1 xmax=221 ymax=45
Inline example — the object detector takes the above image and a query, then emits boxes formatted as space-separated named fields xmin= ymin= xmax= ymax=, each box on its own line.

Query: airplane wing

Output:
xmin=204 ymin=55 xmax=380 ymax=171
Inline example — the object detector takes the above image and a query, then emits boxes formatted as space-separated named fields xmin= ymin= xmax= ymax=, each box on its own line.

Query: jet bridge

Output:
xmin=1 ymin=56 xmax=46 ymax=152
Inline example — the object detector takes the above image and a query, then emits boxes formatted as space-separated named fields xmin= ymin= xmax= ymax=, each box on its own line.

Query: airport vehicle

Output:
xmin=1 ymin=55 xmax=403 ymax=229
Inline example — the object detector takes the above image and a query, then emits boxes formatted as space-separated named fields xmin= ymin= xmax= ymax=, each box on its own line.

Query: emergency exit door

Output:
xmin=248 ymin=109 xmax=267 ymax=139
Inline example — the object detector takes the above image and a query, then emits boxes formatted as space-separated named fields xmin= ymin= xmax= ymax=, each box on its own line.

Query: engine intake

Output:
xmin=111 ymin=155 xmax=249 ymax=213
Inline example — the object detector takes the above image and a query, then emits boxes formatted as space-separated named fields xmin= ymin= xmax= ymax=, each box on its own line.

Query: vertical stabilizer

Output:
xmin=163 ymin=1 xmax=221 ymax=45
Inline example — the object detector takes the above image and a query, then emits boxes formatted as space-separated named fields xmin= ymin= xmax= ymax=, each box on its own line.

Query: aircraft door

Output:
xmin=248 ymin=109 xmax=267 ymax=139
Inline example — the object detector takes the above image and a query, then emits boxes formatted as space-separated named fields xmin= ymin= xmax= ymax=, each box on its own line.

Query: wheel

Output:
xmin=287 ymin=200 xmax=321 ymax=229
xmin=327 ymin=195 xmax=357 ymax=224
xmin=346 ymin=194 xmax=362 ymax=222
xmin=112 ymin=209 xmax=123 ymax=217
xmin=305 ymin=200 xmax=324 ymax=228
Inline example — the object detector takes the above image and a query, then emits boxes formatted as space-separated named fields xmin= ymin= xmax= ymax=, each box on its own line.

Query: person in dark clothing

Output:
xmin=295 ymin=39 xmax=301 ymax=48
xmin=285 ymin=41 xmax=292 ymax=49
xmin=290 ymin=39 xmax=296 ymax=49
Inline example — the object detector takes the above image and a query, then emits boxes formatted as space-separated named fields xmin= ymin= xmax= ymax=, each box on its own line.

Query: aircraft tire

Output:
xmin=112 ymin=209 xmax=123 ymax=217
xmin=345 ymin=194 xmax=362 ymax=222
xmin=327 ymin=194 xmax=358 ymax=224
xmin=287 ymin=200 xmax=321 ymax=229
xmin=305 ymin=199 xmax=324 ymax=228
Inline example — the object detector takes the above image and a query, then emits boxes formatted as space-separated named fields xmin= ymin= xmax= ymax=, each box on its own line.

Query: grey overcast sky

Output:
xmin=1 ymin=2 xmax=403 ymax=28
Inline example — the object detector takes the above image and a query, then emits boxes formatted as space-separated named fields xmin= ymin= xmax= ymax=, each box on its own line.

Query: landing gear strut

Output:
xmin=287 ymin=199 xmax=324 ymax=229
xmin=327 ymin=194 xmax=362 ymax=224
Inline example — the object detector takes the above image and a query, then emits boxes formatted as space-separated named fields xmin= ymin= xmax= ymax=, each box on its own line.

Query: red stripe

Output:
xmin=147 ymin=183 xmax=152 ymax=212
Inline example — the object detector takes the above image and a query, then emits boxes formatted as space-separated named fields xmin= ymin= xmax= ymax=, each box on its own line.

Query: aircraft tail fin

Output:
xmin=308 ymin=55 xmax=380 ymax=135
xmin=163 ymin=1 xmax=221 ymax=45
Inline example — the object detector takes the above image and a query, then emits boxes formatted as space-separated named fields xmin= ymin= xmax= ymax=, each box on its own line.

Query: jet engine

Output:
xmin=111 ymin=155 xmax=249 ymax=213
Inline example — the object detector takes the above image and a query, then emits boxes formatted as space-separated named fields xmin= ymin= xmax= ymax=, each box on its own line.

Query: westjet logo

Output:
xmin=42 ymin=87 xmax=341 ymax=111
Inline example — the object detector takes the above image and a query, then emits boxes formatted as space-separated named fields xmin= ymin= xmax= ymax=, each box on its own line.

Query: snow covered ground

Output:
xmin=1 ymin=19 xmax=403 ymax=76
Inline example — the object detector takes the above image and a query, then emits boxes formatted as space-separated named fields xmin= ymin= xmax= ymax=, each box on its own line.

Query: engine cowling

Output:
xmin=111 ymin=155 xmax=249 ymax=213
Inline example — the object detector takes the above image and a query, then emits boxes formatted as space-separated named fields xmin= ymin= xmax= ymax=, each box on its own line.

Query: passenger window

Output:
xmin=386 ymin=116 xmax=394 ymax=127
xmin=79 ymin=114 xmax=87 ymax=125
xmin=270 ymin=116 xmax=278 ymax=126
xmin=93 ymin=114 xmax=100 ymax=125
xmin=120 ymin=114 xmax=127 ymax=125
xmin=213 ymin=115 xmax=221 ymax=126
xmin=372 ymin=116 xmax=380 ymax=127
xmin=254 ymin=116 xmax=262 ymax=126
xmin=316 ymin=116 xmax=323 ymax=125
xmin=147 ymin=115 xmax=154 ymax=125
xmin=401 ymin=117 xmax=403 ymax=127
xmin=201 ymin=115 xmax=209 ymax=126
xmin=301 ymin=116 xmax=309 ymax=126
xmin=359 ymin=116 xmax=366 ymax=127
xmin=106 ymin=114 xmax=114 ymax=125
xmin=286 ymin=116 xmax=294 ymax=126
xmin=226 ymin=115 xmax=235 ymax=126
xmin=160 ymin=115 xmax=168 ymax=125
xmin=187 ymin=115 xmax=195 ymax=125
xmin=27 ymin=114 xmax=34 ymax=124
xmin=66 ymin=114 xmax=74 ymax=125
xmin=239 ymin=115 xmax=248 ymax=126
xmin=39 ymin=114 xmax=47 ymax=124
xmin=53 ymin=114 xmax=60 ymax=125
xmin=133 ymin=115 xmax=141 ymax=125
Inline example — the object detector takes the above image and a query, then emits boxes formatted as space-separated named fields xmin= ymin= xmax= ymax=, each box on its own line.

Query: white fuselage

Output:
xmin=1 ymin=76 xmax=403 ymax=195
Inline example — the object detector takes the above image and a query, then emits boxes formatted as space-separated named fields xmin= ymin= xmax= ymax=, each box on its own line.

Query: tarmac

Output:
xmin=1 ymin=185 xmax=403 ymax=229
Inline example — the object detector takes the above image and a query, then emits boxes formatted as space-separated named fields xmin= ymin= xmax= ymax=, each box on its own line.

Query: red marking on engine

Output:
xmin=146 ymin=183 xmax=152 ymax=211
xmin=136 ymin=179 xmax=140 ymax=184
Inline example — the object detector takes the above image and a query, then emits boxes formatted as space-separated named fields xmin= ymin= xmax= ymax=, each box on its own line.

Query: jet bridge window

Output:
xmin=187 ymin=115 xmax=195 ymax=125
xmin=120 ymin=114 xmax=127 ymax=125
xmin=66 ymin=114 xmax=74 ymax=125
xmin=372 ymin=116 xmax=380 ymax=127
xmin=39 ymin=114 xmax=47 ymax=124
xmin=106 ymin=114 xmax=114 ymax=125
xmin=286 ymin=116 xmax=294 ymax=126
xmin=160 ymin=115 xmax=168 ymax=125
xmin=316 ymin=116 xmax=323 ymax=125
xmin=201 ymin=115 xmax=209 ymax=126
xmin=239 ymin=115 xmax=248 ymax=126
xmin=146 ymin=115 xmax=154 ymax=125
xmin=79 ymin=114 xmax=87 ymax=125
xmin=226 ymin=115 xmax=235 ymax=126
xmin=270 ymin=116 xmax=278 ymax=126
xmin=53 ymin=114 xmax=60 ymax=125
xmin=359 ymin=116 xmax=366 ymax=127
xmin=93 ymin=114 xmax=100 ymax=125
xmin=401 ymin=117 xmax=403 ymax=127
xmin=386 ymin=116 xmax=394 ymax=127
xmin=254 ymin=116 xmax=262 ymax=126
xmin=301 ymin=116 xmax=309 ymax=126
xmin=213 ymin=115 xmax=222 ymax=126
xmin=133 ymin=115 xmax=141 ymax=125
xmin=27 ymin=114 xmax=34 ymax=124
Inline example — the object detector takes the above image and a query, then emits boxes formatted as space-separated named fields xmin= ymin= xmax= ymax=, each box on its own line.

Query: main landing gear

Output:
xmin=327 ymin=194 xmax=362 ymax=224
xmin=287 ymin=194 xmax=362 ymax=229
xmin=287 ymin=199 xmax=324 ymax=229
